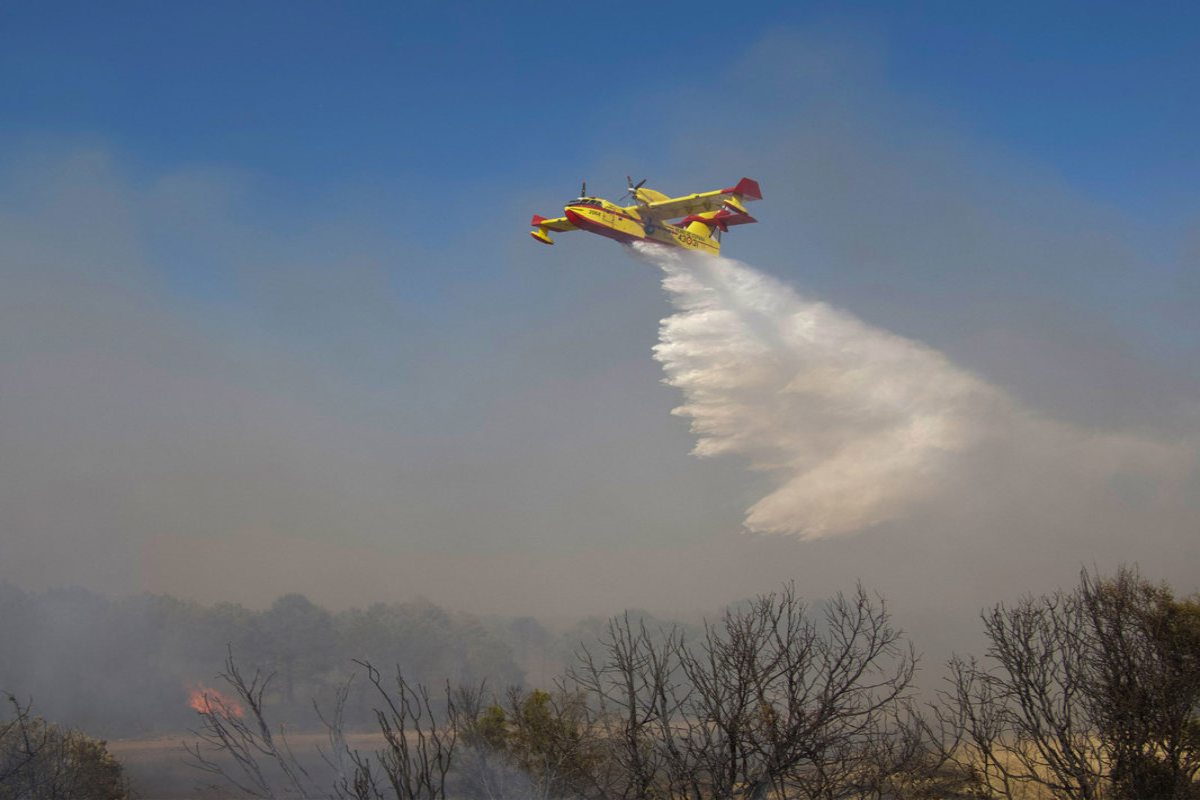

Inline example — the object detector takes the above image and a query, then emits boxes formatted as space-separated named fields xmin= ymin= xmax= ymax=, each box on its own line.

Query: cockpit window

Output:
xmin=568 ymin=198 xmax=603 ymax=207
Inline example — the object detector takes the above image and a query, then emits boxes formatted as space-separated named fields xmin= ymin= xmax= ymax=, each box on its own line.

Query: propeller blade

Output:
xmin=622 ymin=177 xmax=648 ymax=204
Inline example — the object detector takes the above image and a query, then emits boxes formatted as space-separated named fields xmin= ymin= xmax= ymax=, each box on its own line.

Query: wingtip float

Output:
xmin=530 ymin=177 xmax=762 ymax=255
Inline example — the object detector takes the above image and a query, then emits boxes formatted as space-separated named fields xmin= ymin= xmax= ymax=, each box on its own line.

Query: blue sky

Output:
xmin=0 ymin=2 xmax=1197 ymax=624
xmin=3 ymin=1 xmax=1196 ymax=225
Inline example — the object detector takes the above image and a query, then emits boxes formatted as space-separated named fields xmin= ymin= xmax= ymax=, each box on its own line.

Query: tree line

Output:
xmin=0 ymin=587 xmax=567 ymax=736
xmin=2 ymin=566 xmax=1198 ymax=798
xmin=185 ymin=567 xmax=1200 ymax=800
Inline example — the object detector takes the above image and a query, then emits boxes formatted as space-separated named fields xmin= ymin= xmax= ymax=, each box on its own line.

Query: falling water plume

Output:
xmin=640 ymin=244 xmax=1016 ymax=538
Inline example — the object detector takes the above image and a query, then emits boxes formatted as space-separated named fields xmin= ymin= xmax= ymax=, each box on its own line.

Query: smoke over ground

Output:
xmin=645 ymin=244 xmax=1194 ymax=540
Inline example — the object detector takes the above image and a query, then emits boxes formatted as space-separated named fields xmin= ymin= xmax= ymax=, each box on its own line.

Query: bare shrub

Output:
xmin=568 ymin=583 xmax=926 ymax=800
xmin=935 ymin=566 xmax=1200 ymax=800
xmin=185 ymin=650 xmax=466 ymax=800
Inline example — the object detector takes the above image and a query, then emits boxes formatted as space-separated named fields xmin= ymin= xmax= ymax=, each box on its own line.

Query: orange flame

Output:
xmin=188 ymin=685 xmax=245 ymax=718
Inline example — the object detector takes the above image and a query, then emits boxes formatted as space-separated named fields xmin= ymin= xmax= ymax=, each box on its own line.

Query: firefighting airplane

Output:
xmin=530 ymin=176 xmax=762 ymax=255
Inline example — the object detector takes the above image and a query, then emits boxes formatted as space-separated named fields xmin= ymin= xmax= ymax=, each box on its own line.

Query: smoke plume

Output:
xmin=645 ymin=244 xmax=1193 ymax=539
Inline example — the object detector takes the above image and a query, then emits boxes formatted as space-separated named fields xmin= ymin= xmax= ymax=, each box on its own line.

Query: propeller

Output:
xmin=620 ymin=175 xmax=648 ymax=204
xmin=580 ymin=180 xmax=587 ymax=198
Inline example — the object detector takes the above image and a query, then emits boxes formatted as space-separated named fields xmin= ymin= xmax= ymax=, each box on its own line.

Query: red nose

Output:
xmin=565 ymin=208 xmax=586 ymax=227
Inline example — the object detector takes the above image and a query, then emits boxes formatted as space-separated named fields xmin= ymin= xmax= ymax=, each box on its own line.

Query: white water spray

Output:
xmin=642 ymin=245 xmax=1036 ymax=538
xmin=645 ymin=245 xmax=1008 ymax=537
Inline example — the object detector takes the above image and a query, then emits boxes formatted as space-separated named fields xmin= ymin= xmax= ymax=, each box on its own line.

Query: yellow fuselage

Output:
xmin=563 ymin=199 xmax=720 ymax=255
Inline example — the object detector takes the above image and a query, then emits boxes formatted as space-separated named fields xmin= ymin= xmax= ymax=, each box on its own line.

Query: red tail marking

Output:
xmin=721 ymin=178 xmax=762 ymax=200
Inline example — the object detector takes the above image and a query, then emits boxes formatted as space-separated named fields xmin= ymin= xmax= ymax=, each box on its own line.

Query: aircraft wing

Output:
xmin=531 ymin=214 xmax=577 ymax=232
xmin=627 ymin=178 xmax=762 ymax=221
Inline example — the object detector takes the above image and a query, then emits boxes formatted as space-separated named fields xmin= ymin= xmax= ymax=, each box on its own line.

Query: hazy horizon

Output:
xmin=2 ymin=8 xmax=1197 ymax=667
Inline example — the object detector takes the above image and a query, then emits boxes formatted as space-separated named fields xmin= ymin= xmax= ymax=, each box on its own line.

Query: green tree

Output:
xmin=0 ymin=695 xmax=128 ymax=800
xmin=261 ymin=593 xmax=336 ymax=705
xmin=455 ymin=687 xmax=598 ymax=800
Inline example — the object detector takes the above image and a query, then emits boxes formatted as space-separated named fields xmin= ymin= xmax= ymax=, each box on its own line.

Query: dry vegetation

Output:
xmin=4 ymin=567 xmax=1196 ymax=799
xmin=176 ymin=569 xmax=1200 ymax=799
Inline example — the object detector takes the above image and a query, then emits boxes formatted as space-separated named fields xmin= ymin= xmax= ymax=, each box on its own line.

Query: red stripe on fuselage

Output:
xmin=564 ymin=208 xmax=645 ymax=244
xmin=564 ymin=204 xmax=642 ymax=224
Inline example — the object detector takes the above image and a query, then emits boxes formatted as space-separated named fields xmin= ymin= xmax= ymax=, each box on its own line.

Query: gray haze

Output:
xmin=1 ymin=29 xmax=1197 ymax=660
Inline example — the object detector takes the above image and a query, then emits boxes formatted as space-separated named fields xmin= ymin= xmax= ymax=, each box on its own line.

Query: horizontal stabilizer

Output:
xmin=678 ymin=209 xmax=757 ymax=232
xmin=530 ymin=213 xmax=577 ymax=235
